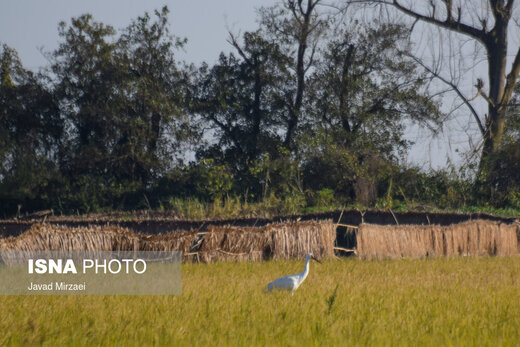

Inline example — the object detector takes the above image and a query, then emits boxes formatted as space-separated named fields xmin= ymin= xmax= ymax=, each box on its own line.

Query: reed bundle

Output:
xmin=0 ymin=220 xmax=335 ymax=263
xmin=0 ymin=224 xmax=139 ymax=252
xmin=357 ymin=220 xmax=519 ymax=259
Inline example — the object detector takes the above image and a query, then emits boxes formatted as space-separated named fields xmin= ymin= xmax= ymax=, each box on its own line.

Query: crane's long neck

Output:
xmin=300 ymin=256 xmax=311 ymax=280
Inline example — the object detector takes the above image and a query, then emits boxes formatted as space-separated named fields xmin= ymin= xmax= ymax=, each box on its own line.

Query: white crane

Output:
xmin=266 ymin=253 xmax=321 ymax=293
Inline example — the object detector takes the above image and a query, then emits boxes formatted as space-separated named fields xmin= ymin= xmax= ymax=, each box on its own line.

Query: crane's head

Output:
xmin=306 ymin=252 xmax=321 ymax=264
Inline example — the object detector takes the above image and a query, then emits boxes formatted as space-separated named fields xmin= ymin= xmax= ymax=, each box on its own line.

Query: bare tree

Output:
xmin=350 ymin=0 xmax=520 ymax=179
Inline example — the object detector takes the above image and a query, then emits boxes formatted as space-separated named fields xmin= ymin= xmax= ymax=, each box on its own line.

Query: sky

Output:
xmin=0 ymin=0 xmax=279 ymax=69
xmin=0 ymin=0 xmax=473 ymax=170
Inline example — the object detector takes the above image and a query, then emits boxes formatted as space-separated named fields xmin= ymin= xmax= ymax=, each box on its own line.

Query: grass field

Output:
xmin=2 ymin=256 xmax=520 ymax=346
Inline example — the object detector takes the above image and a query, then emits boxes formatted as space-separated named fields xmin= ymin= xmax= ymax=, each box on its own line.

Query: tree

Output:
xmin=118 ymin=6 xmax=192 ymax=179
xmin=0 ymin=44 xmax=62 ymax=215
xmin=50 ymin=14 xmax=124 ymax=210
xmin=259 ymin=0 xmax=328 ymax=150
xmin=301 ymin=22 xmax=441 ymax=204
xmin=484 ymin=84 xmax=520 ymax=204
xmin=50 ymin=8 xmax=191 ymax=210
xmin=309 ymin=22 xmax=439 ymax=149
xmin=192 ymin=31 xmax=289 ymax=195
xmin=351 ymin=0 xmax=520 ymax=189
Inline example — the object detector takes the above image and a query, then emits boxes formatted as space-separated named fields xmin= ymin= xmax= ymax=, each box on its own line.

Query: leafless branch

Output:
xmin=408 ymin=54 xmax=486 ymax=136
xmin=227 ymin=31 xmax=253 ymax=67
xmin=348 ymin=0 xmax=488 ymax=42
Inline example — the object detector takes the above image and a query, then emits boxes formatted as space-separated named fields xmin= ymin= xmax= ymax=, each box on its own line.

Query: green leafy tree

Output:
xmin=259 ymin=0 xmax=328 ymax=150
xmin=192 ymin=31 xmax=289 ymax=196
xmin=50 ymin=8 xmax=192 ymax=211
xmin=117 ymin=6 xmax=193 ymax=183
xmin=483 ymin=86 xmax=520 ymax=205
xmin=50 ymin=14 xmax=122 ymax=209
xmin=301 ymin=22 xmax=441 ymax=204
xmin=0 ymin=44 xmax=62 ymax=215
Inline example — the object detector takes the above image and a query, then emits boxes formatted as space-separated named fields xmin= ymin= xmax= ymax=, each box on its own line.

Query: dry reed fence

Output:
xmin=0 ymin=220 xmax=335 ymax=263
xmin=357 ymin=220 xmax=520 ymax=259
xmin=0 ymin=225 xmax=141 ymax=252
xmin=198 ymin=221 xmax=335 ymax=262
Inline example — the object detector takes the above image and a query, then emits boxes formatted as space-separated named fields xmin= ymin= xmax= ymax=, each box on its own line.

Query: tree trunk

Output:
xmin=249 ymin=67 xmax=263 ymax=162
xmin=283 ymin=0 xmax=315 ymax=149
xmin=149 ymin=111 xmax=161 ymax=155
xmin=283 ymin=29 xmax=308 ymax=149
xmin=479 ymin=19 xmax=509 ymax=179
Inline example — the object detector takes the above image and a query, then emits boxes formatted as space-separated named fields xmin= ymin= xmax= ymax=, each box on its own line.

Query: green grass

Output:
xmin=2 ymin=257 xmax=520 ymax=346
xmin=165 ymin=195 xmax=520 ymax=220
xmin=389 ymin=203 xmax=520 ymax=218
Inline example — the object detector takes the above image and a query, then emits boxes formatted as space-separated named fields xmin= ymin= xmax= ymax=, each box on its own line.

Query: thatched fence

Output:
xmin=0 ymin=220 xmax=335 ymax=263
xmin=3 ymin=214 xmax=520 ymax=261
xmin=357 ymin=220 xmax=520 ymax=259
xmin=197 ymin=221 xmax=335 ymax=262
xmin=2 ymin=209 xmax=516 ymax=240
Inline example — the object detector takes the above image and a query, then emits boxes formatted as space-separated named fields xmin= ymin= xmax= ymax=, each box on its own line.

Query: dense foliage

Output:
xmin=0 ymin=3 xmax=519 ymax=217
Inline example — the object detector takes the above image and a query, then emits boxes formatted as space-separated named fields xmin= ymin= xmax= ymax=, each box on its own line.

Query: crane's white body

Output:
xmin=266 ymin=253 xmax=318 ymax=292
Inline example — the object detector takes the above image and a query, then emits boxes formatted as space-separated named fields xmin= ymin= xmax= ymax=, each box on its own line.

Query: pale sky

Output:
xmin=0 ymin=0 xmax=471 ymax=170
xmin=0 ymin=0 xmax=278 ymax=69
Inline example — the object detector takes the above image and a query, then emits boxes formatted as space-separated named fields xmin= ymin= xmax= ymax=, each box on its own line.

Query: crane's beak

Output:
xmin=312 ymin=255 xmax=322 ymax=264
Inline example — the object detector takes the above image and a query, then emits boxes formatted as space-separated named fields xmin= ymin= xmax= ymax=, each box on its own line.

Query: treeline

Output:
xmin=1 ymin=4 xmax=519 ymax=217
